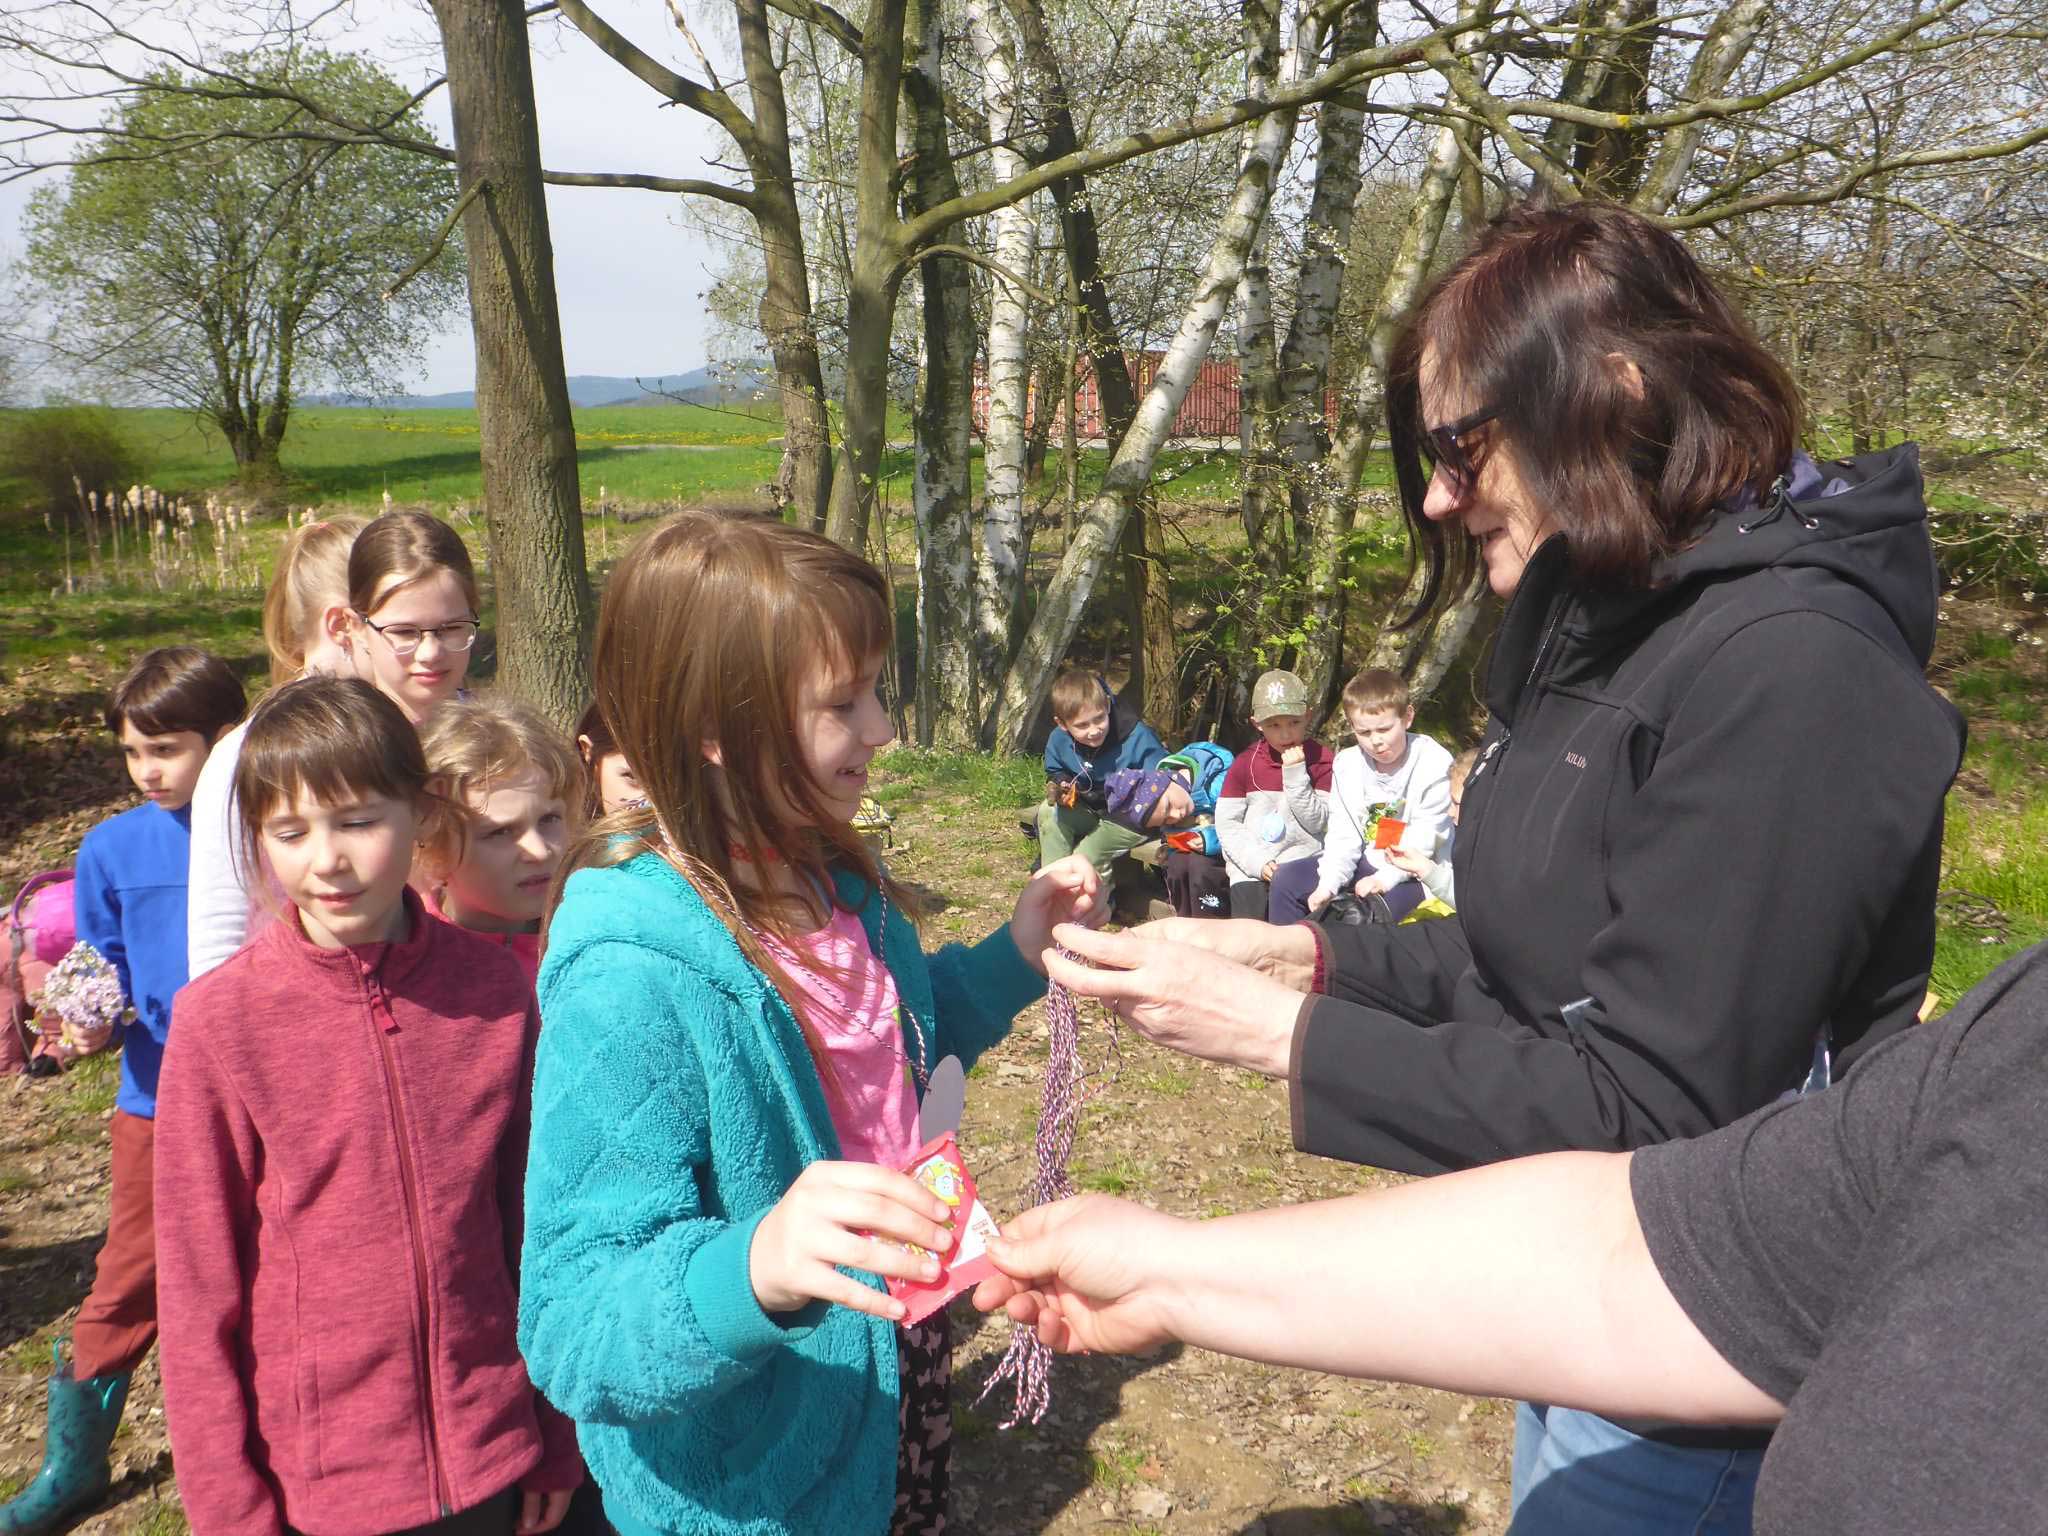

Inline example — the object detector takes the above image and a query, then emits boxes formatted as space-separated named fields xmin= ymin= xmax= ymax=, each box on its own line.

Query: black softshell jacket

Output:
xmin=1292 ymin=446 xmax=1965 ymax=1177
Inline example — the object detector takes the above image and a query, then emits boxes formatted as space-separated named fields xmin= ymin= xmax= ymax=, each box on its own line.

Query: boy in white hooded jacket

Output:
xmin=1308 ymin=668 xmax=1454 ymax=924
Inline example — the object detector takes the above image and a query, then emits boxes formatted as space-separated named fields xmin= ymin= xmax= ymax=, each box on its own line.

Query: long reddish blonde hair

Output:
xmin=551 ymin=512 xmax=910 ymax=1067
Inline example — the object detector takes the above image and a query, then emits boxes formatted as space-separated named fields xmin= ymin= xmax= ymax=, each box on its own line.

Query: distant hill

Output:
xmin=308 ymin=363 xmax=775 ymax=410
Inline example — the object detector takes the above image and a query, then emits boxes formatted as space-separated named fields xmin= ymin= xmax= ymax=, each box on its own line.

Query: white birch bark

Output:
xmin=1271 ymin=0 xmax=1377 ymax=518
xmin=1237 ymin=226 xmax=1286 ymax=569
xmin=1301 ymin=53 xmax=1480 ymax=700
xmin=1632 ymin=0 xmax=1770 ymax=216
xmin=992 ymin=0 xmax=1325 ymax=750
xmin=965 ymin=0 xmax=1036 ymax=690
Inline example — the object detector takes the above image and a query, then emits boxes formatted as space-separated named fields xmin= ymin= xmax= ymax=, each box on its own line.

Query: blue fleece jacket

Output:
xmin=72 ymin=801 xmax=193 ymax=1119
xmin=520 ymin=853 xmax=1046 ymax=1536
xmin=1042 ymin=680 xmax=1166 ymax=792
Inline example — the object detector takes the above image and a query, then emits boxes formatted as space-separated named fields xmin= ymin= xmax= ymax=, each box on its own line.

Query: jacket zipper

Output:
xmin=1461 ymin=593 xmax=1570 ymax=876
xmin=366 ymin=972 xmax=454 ymax=1517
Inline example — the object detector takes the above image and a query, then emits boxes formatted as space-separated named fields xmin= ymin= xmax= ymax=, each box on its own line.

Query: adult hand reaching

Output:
xmin=974 ymin=1196 xmax=1184 ymax=1356
xmin=1042 ymin=922 xmax=1306 ymax=1077
xmin=1132 ymin=916 xmax=1320 ymax=993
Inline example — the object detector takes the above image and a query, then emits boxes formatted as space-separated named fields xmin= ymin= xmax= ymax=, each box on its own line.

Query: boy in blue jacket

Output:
xmin=1037 ymin=666 xmax=1166 ymax=876
xmin=2 ymin=646 xmax=244 ymax=1536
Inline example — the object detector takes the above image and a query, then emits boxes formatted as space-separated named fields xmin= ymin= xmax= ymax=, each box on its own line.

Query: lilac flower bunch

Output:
xmin=36 ymin=941 xmax=132 ymax=1061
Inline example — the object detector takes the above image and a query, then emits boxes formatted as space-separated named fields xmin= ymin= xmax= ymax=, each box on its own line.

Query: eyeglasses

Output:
xmin=357 ymin=613 xmax=481 ymax=657
xmin=1419 ymin=406 xmax=1498 ymax=497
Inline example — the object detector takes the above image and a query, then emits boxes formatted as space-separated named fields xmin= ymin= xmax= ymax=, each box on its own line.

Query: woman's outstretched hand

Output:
xmin=1008 ymin=854 xmax=1107 ymax=974
xmin=974 ymin=1196 xmax=1185 ymax=1356
xmin=1134 ymin=915 xmax=1320 ymax=993
xmin=1042 ymin=922 xmax=1305 ymax=1078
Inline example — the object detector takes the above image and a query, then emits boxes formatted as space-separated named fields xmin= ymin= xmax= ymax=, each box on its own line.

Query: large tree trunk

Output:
xmin=735 ymin=0 xmax=835 ymax=531
xmin=430 ymin=0 xmax=592 ymax=725
xmin=991 ymin=0 xmax=1323 ymax=749
xmin=966 ymin=0 xmax=1035 ymax=695
xmin=902 ymin=0 xmax=981 ymax=748
xmin=1236 ymin=230 xmax=1287 ymax=576
xmin=822 ymin=0 xmax=911 ymax=554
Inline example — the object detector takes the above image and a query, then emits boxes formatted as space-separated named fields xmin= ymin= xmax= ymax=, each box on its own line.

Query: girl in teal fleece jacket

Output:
xmin=519 ymin=512 xmax=1102 ymax=1536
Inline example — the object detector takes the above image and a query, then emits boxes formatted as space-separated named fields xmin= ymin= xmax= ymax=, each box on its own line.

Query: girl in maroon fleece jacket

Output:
xmin=155 ymin=677 xmax=581 ymax=1536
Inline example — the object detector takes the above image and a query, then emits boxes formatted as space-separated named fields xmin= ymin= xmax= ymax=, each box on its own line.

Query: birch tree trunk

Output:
xmin=1299 ymin=113 xmax=1471 ymax=707
xmin=1630 ymin=0 xmax=1769 ymax=216
xmin=1370 ymin=559 xmax=1488 ymax=701
xmin=1001 ymin=0 xmax=1169 ymax=741
xmin=1271 ymin=0 xmax=1376 ymax=560
xmin=1234 ymin=0 xmax=1288 ymax=579
xmin=1237 ymin=230 xmax=1287 ymax=575
xmin=991 ymin=0 xmax=1325 ymax=749
xmin=966 ymin=0 xmax=1035 ymax=694
xmin=903 ymin=0 xmax=980 ymax=747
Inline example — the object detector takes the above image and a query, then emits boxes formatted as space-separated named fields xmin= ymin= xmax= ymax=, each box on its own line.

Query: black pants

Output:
xmin=294 ymin=1490 xmax=518 ymax=1536
xmin=1164 ymin=849 xmax=1229 ymax=918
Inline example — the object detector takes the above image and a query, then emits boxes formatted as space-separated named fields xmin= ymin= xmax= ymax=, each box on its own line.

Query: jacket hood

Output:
xmin=1648 ymin=443 xmax=1939 ymax=664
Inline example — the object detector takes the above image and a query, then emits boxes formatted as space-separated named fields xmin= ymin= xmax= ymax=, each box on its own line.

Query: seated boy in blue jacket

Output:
xmin=1105 ymin=740 xmax=1233 ymax=917
xmin=1037 ymin=666 xmax=1166 ymax=876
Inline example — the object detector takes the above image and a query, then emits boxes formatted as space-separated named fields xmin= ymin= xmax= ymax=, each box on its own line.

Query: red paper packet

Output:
xmin=884 ymin=1132 xmax=1001 ymax=1326
xmin=1372 ymin=816 xmax=1407 ymax=850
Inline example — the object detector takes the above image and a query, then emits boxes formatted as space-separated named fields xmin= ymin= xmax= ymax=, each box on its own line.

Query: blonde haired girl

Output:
xmin=417 ymin=696 xmax=584 ymax=981
xmin=188 ymin=515 xmax=365 ymax=979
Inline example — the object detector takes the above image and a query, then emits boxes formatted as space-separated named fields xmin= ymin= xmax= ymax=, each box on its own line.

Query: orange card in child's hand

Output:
xmin=1373 ymin=816 xmax=1407 ymax=850
xmin=884 ymin=1133 xmax=1001 ymax=1326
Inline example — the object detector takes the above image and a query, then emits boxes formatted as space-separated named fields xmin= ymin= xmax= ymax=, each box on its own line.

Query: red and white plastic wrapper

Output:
xmin=886 ymin=1132 xmax=1001 ymax=1326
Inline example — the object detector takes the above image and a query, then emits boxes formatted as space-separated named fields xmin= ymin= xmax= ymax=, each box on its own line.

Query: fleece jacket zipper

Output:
xmin=1460 ymin=591 xmax=1569 ymax=877
xmin=365 ymin=969 xmax=454 ymax=1518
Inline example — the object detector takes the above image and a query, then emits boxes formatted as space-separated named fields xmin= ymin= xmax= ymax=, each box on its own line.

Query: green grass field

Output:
xmin=0 ymin=402 xmax=1265 ymax=520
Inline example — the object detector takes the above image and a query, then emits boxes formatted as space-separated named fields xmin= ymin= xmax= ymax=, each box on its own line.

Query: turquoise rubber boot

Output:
xmin=0 ymin=1340 xmax=130 ymax=1535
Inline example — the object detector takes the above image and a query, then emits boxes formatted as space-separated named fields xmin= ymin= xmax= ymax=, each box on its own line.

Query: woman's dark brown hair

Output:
xmin=1387 ymin=198 xmax=1801 ymax=614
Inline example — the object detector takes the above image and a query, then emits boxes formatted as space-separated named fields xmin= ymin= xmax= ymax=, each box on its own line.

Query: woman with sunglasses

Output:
xmin=1042 ymin=199 xmax=1962 ymax=1535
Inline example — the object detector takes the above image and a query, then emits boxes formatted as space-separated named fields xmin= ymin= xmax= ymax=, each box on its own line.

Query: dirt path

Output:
xmin=0 ymin=653 xmax=1509 ymax=1534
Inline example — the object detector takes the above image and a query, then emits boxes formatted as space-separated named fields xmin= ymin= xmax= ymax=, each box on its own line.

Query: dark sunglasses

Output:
xmin=1419 ymin=406 xmax=1498 ymax=494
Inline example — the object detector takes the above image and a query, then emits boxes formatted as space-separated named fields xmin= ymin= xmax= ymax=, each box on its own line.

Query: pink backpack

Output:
xmin=3 ymin=871 xmax=78 ymax=1077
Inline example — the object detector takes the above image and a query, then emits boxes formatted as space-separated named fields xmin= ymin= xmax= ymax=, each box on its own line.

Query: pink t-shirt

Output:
xmin=765 ymin=906 xmax=921 ymax=1170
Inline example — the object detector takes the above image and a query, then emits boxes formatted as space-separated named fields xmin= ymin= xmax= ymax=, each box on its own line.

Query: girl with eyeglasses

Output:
xmin=1036 ymin=198 xmax=1963 ymax=1536
xmin=339 ymin=510 xmax=484 ymax=725
xmin=187 ymin=512 xmax=482 ymax=981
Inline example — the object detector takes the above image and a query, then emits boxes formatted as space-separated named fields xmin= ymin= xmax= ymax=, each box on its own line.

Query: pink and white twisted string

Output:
xmin=976 ymin=955 xmax=1118 ymax=1426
